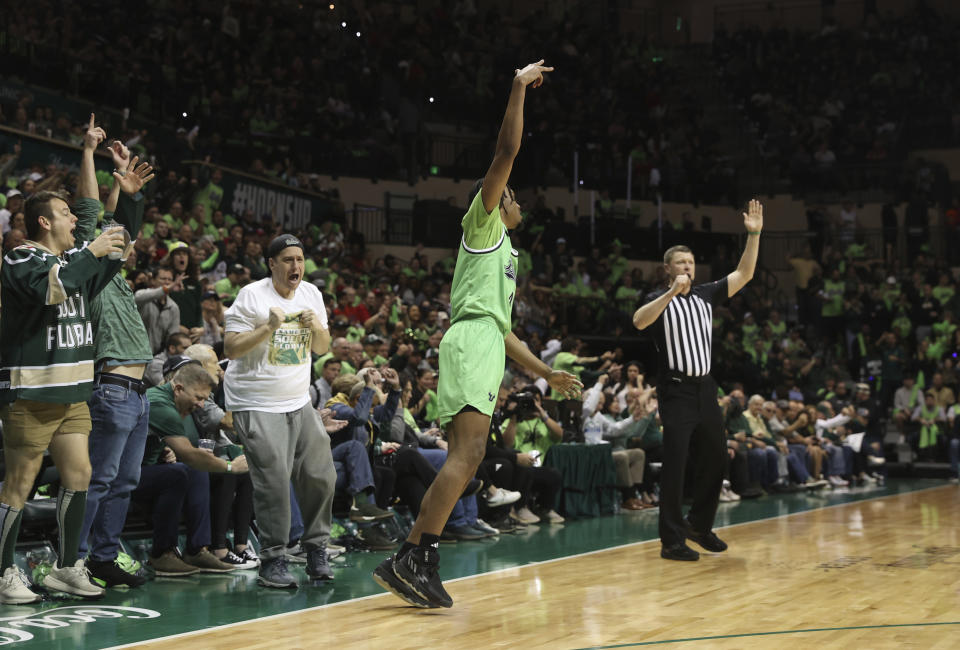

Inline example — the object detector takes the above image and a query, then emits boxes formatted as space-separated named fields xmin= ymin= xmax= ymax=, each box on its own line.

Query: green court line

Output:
xmin=576 ymin=621 xmax=960 ymax=648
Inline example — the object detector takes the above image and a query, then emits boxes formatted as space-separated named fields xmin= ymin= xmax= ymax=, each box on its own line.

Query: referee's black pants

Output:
xmin=657 ymin=375 xmax=725 ymax=548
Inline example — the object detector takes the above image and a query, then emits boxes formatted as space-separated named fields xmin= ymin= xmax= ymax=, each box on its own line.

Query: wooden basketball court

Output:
xmin=91 ymin=481 xmax=960 ymax=650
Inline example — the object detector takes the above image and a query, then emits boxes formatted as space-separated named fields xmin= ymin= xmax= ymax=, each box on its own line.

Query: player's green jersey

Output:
xmin=449 ymin=192 xmax=518 ymax=336
xmin=0 ymin=198 xmax=126 ymax=404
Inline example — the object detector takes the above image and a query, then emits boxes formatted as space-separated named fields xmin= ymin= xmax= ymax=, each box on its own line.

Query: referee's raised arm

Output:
xmin=632 ymin=273 xmax=689 ymax=330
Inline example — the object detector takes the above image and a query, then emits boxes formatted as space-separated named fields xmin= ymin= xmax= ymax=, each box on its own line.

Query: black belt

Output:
xmin=663 ymin=371 xmax=708 ymax=385
xmin=95 ymin=373 xmax=147 ymax=395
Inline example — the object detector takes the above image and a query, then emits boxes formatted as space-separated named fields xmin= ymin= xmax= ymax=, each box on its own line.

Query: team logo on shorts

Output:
xmin=504 ymin=260 xmax=516 ymax=281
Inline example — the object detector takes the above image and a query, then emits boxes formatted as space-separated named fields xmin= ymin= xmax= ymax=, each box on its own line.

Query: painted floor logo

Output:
xmin=0 ymin=605 xmax=160 ymax=645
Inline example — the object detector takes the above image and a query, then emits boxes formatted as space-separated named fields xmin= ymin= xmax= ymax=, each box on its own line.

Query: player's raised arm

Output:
xmin=480 ymin=60 xmax=553 ymax=213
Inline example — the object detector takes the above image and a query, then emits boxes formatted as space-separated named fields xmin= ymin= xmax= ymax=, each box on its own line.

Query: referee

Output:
xmin=633 ymin=199 xmax=763 ymax=561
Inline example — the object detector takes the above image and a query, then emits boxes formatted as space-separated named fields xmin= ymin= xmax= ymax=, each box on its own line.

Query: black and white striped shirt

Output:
xmin=646 ymin=278 xmax=727 ymax=378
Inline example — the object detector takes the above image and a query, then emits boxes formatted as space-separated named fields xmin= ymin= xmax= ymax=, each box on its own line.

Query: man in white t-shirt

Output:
xmin=223 ymin=234 xmax=336 ymax=588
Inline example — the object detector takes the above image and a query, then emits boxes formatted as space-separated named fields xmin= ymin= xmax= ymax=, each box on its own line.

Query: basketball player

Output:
xmin=373 ymin=60 xmax=582 ymax=608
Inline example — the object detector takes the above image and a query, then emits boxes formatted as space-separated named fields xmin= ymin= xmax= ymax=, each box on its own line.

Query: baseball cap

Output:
xmin=363 ymin=334 xmax=383 ymax=346
xmin=227 ymin=263 xmax=245 ymax=275
xmin=331 ymin=317 xmax=349 ymax=329
xmin=162 ymin=355 xmax=201 ymax=377
xmin=168 ymin=241 xmax=189 ymax=254
xmin=201 ymin=290 xmax=220 ymax=301
xmin=6 ymin=189 xmax=21 ymax=198
xmin=855 ymin=382 xmax=870 ymax=392
xmin=556 ymin=237 xmax=566 ymax=244
xmin=267 ymin=234 xmax=305 ymax=259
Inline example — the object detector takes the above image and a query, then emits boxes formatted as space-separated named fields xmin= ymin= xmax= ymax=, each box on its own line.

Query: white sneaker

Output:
xmin=486 ymin=488 xmax=522 ymax=507
xmin=867 ymin=455 xmax=886 ymax=466
xmin=473 ymin=519 xmax=500 ymax=536
xmin=719 ymin=486 xmax=740 ymax=502
xmin=828 ymin=475 xmax=848 ymax=487
xmin=42 ymin=559 xmax=105 ymax=599
xmin=512 ymin=506 xmax=540 ymax=524
xmin=542 ymin=509 xmax=565 ymax=524
xmin=0 ymin=566 xmax=40 ymax=604
xmin=805 ymin=477 xmax=829 ymax=488
xmin=949 ymin=478 xmax=960 ymax=485
xmin=860 ymin=473 xmax=878 ymax=484
xmin=326 ymin=543 xmax=346 ymax=559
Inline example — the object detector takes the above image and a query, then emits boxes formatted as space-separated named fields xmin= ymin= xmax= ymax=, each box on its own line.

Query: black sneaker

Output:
xmin=660 ymin=543 xmax=700 ymax=561
xmin=358 ymin=527 xmax=398 ymax=551
xmin=442 ymin=524 xmax=486 ymax=541
xmin=258 ymin=556 xmax=298 ymax=589
xmin=350 ymin=502 xmax=395 ymax=522
xmin=461 ymin=479 xmax=483 ymax=498
xmin=306 ymin=547 xmax=334 ymax=581
xmin=684 ymin=517 xmax=728 ymax=552
xmin=372 ymin=555 xmax=432 ymax=608
xmin=87 ymin=558 xmax=147 ymax=588
xmin=393 ymin=544 xmax=453 ymax=608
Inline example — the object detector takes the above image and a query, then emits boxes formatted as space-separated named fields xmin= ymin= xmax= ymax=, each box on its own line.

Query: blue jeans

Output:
xmin=823 ymin=443 xmax=847 ymax=476
xmin=417 ymin=448 xmax=478 ymax=528
xmin=79 ymin=382 xmax=150 ymax=562
xmin=786 ymin=445 xmax=810 ymax=482
xmin=133 ymin=463 xmax=211 ymax=556
xmin=332 ymin=440 xmax=375 ymax=496
xmin=747 ymin=447 xmax=778 ymax=488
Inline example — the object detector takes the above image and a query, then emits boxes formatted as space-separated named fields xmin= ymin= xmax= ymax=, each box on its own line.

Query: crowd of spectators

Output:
xmin=0 ymin=1 xmax=725 ymax=199
xmin=714 ymin=3 xmax=957 ymax=199
xmin=3 ymin=4 xmax=960 ymax=598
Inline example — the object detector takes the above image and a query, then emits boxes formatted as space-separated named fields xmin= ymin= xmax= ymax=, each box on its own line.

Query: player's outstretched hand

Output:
xmin=514 ymin=60 xmax=553 ymax=89
xmin=547 ymin=370 xmax=582 ymax=400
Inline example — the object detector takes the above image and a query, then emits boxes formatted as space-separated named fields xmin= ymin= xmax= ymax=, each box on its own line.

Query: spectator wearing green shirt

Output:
xmin=215 ymin=264 xmax=249 ymax=302
xmin=932 ymin=272 xmax=955 ymax=307
xmin=510 ymin=389 xmax=563 ymax=457
xmin=163 ymin=201 xmax=184 ymax=229
xmin=362 ymin=333 xmax=389 ymax=366
xmin=819 ymin=267 xmax=845 ymax=343
xmin=409 ymin=368 xmax=440 ymax=427
xmin=133 ymin=361 xmax=247 ymax=576
xmin=766 ymin=310 xmax=786 ymax=339
xmin=551 ymin=272 xmax=579 ymax=296
xmin=551 ymin=337 xmax=613 ymax=400
xmin=614 ymin=273 xmax=640 ymax=312
xmin=193 ymin=168 xmax=224 ymax=219
xmin=187 ymin=204 xmax=219 ymax=239
xmin=607 ymin=239 xmax=629 ymax=285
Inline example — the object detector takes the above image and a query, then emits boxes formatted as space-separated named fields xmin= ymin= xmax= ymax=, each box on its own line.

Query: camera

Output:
xmin=504 ymin=391 xmax=537 ymax=420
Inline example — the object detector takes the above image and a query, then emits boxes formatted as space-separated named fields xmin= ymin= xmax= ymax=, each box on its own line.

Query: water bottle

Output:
xmin=26 ymin=547 xmax=56 ymax=585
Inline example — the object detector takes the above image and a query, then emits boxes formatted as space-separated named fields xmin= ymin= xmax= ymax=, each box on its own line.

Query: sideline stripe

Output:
xmin=575 ymin=620 xmax=960 ymax=648
xmin=103 ymin=483 xmax=948 ymax=650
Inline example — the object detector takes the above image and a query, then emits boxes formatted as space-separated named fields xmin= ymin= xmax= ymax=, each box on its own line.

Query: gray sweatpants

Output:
xmin=233 ymin=403 xmax=336 ymax=560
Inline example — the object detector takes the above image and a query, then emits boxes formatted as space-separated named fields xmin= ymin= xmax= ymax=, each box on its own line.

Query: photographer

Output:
xmin=495 ymin=387 xmax=564 ymax=525
xmin=506 ymin=386 xmax=562 ymax=459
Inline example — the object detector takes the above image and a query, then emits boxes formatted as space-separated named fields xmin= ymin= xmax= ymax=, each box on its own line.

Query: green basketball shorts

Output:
xmin=437 ymin=318 xmax=505 ymax=427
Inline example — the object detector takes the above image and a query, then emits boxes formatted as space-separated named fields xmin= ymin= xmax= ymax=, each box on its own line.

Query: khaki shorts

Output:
xmin=1 ymin=400 xmax=91 ymax=453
